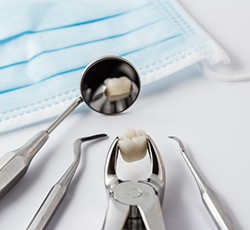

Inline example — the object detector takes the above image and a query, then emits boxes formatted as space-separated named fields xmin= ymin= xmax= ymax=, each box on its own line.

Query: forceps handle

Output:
xmin=27 ymin=184 xmax=67 ymax=230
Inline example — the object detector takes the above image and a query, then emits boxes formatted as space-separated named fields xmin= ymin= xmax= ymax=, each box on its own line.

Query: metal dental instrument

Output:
xmin=27 ymin=133 xmax=107 ymax=230
xmin=169 ymin=136 xmax=235 ymax=230
xmin=102 ymin=135 xmax=166 ymax=230
xmin=0 ymin=56 xmax=140 ymax=199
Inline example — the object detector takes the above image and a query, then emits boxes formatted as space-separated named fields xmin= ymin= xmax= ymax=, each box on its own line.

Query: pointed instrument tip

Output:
xmin=80 ymin=133 xmax=108 ymax=142
xmin=73 ymin=133 xmax=108 ymax=149
xmin=168 ymin=136 xmax=186 ymax=153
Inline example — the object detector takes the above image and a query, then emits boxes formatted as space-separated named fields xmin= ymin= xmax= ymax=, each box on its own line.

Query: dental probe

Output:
xmin=169 ymin=136 xmax=235 ymax=230
xmin=27 ymin=133 xmax=107 ymax=230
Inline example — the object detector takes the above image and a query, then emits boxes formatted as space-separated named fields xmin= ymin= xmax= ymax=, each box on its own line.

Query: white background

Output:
xmin=1 ymin=0 xmax=250 ymax=229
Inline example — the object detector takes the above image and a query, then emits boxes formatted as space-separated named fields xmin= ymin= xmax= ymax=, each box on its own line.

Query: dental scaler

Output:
xmin=169 ymin=136 xmax=235 ymax=230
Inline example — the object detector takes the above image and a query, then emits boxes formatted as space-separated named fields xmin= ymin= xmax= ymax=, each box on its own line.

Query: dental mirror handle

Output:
xmin=46 ymin=96 xmax=83 ymax=134
xmin=169 ymin=136 xmax=235 ymax=230
xmin=0 ymin=97 xmax=83 ymax=199
xmin=0 ymin=130 xmax=49 ymax=198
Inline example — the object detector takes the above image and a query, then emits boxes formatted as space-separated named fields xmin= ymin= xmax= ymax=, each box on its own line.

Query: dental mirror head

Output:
xmin=80 ymin=56 xmax=141 ymax=114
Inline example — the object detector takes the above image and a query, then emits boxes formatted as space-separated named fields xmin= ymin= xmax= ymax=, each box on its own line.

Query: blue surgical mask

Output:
xmin=0 ymin=0 xmax=234 ymax=132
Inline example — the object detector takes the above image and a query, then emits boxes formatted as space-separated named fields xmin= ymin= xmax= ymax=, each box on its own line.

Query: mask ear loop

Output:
xmin=200 ymin=61 xmax=250 ymax=82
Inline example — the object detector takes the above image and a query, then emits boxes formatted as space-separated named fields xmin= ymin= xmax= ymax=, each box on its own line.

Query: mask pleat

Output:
xmin=0 ymin=0 xmax=229 ymax=132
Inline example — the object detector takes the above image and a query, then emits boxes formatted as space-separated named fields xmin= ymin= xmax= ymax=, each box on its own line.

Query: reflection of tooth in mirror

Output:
xmin=118 ymin=129 xmax=147 ymax=162
xmin=81 ymin=56 xmax=140 ymax=115
xmin=87 ymin=81 xmax=139 ymax=114
xmin=104 ymin=76 xmax=132 ymax=102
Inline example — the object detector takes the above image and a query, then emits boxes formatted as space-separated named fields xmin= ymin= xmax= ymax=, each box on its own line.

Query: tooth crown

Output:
xmin=104 ymin=76 xmax=132 ymax=102
xmin=118 ymin=129 xmax=147 ymax=162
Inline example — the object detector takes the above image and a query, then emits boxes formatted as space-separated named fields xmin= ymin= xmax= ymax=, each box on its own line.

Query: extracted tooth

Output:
xmin=104 ymin=76 xmax=132 ymax=102
xmin=118 ymin=129 xmax=147 ymax=162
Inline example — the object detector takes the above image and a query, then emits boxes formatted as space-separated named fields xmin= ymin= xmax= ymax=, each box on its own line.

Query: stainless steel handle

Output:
xmin=180 ymin=144 xmax=235 ymax=230
xmin=27 ymin=184 xmax=67 ymax=230
xmin=169 ymin=136 xmax=235 ymax=230
xmin=0 ymin=131 xmax=49 ymax=198
xmin=27 ymin=133 xmax=108 ymax=230
xmin=202 ymin=186 xmax=235 ymax=230
xmin=0 ymin=98 xmax=83 ymax=199
xmin=45 ymin=97 xmax=83 ymax=134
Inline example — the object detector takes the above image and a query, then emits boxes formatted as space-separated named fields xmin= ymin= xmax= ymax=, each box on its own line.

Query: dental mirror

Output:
xmin=0 ymin=55 xmax=140 ymax=199
xmin=81 ymin=56 xmax=140 ymax=115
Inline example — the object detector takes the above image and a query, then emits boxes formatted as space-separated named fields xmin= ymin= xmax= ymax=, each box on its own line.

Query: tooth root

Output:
xmin=118 ymin=129 xmax=147 ymax=162
xmin=104 ymin=76 xmax=132 ymax=102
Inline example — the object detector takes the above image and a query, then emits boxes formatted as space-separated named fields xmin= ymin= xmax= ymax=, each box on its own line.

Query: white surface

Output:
xmin=1 ymin=0 xmax=250 ymax=229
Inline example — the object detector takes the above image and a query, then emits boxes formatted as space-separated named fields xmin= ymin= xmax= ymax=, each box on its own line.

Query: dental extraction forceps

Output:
xmin=102 ymin=135 xmax=166 ymax=230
